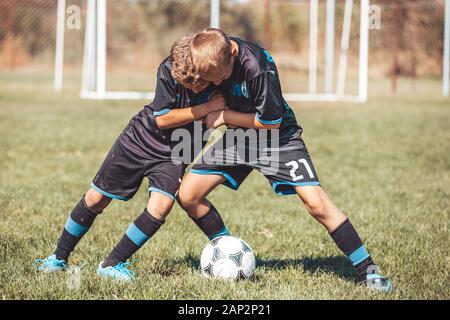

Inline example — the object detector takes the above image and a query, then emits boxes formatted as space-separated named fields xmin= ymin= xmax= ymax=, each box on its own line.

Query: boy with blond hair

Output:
xmin=177 ymin=28 xmax=392 ymax=292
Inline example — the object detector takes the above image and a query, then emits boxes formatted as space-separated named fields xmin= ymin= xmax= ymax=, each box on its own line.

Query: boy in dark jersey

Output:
xmin=34 ymin=36 xmax=230 ymax=281
xmin=177 ymin=29 xmax=392 ymax=292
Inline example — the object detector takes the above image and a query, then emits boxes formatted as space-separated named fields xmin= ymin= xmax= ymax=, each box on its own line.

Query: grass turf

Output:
xmin=0 ymin=73 xmax=449 ymax=299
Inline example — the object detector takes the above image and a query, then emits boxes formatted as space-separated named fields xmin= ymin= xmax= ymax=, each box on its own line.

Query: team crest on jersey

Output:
xmin=241 ymin=81 xmax=249 ymax=98
xmin=232 ymin=81 xmax=250 ymax=99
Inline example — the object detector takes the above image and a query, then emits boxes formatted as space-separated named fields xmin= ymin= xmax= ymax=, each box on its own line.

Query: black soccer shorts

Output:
xmin=91 ymin=140 xmax=185 ymax=201
xmin=190 ymin=134 xmax=320 ymax=196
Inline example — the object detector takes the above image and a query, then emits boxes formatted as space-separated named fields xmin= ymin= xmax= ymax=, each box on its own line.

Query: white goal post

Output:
xmin=53 ymin=0 xmax=450 ymax=101
xmin=444 ymin=0 xmax=450 ymax=97
xmin=76 ymin=0 xmax=373 ymax=102
xmin=55 ymin=0 xmax=376 ymax=102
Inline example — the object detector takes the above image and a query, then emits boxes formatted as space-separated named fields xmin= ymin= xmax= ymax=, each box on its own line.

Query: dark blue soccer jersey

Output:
xmin=220 ymin=37 xmax=301 ymax=143
xmin=119 ymin=57 xmax=212 ymax=160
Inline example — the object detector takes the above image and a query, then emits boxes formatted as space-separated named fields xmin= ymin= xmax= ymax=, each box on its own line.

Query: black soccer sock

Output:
xmin=54 ymin=197 xmax=99 ymax=262
xmin=102 ymin=209 xmax=164 ymax=268
xmin=330 ymin=218 xmax=376 ymax=280
xmin=190 ymin=203 xmax=230 ymax=240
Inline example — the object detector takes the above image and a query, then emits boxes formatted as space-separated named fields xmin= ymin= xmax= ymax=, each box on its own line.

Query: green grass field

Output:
xmin=0 ymin=72 xmax=449 ymax=300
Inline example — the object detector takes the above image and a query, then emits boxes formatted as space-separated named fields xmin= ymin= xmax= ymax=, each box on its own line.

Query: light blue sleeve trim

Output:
xmin=64 ymin=217 xmax=88 ymax=237
xmin=255 ymin=113 xmax=283 ymax=125
xmin=190 ymin=169 xmax=239 ymax=190
xmin=91 ymin=183 xmax=129 ymax=201
xmin=126 ymin=223 xmax=149 ymax=247
xmin=349 ymin=245 xmax=370 ymax=266
xmin=272 ymin=181 xmax=320 ymax=195
xmin=148 ymin=187 xmax=176 ymax=201
xmin=153 ymin=108 xmax=171 ymax=116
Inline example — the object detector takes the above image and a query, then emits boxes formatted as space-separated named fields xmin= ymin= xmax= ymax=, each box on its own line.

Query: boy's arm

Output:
xmin=222 ymin=110 xmax=280 ymax=129
xmin=250 ymin=70 xmax=284 ymax=128
xmin=152 ymin=62 xmax=226 ymax=129
xmin=156 ymin=94 xmax=226 ymax=129
xmin=205 ymin=69 xmax=284 ymax=130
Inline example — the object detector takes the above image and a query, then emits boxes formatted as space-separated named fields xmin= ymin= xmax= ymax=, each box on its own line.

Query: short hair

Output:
xmin=190 ymin=28 xmax=232 ymax=75
xmin=170 ymin=35 xmax=204 ymax=87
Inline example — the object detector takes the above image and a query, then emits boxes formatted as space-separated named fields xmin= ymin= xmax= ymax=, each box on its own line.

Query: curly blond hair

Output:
xmin=170 ymin=35 xmax=208 ymax=89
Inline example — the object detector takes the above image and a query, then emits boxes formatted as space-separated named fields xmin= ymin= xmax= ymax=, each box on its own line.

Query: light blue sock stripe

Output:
xmin=126 ymin=223 xmax=150 ymax=247
xmin=209 ymin=226 xmax=230 ymax=240
xmin=348 ymin=245 xmax=370 ymax=266
xmin=64 ymin=217 xmax=88 ymax=237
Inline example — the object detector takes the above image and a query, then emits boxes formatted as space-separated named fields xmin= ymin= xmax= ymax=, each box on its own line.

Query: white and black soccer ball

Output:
xmin=200 ymin=235 xmax=256 ymax=280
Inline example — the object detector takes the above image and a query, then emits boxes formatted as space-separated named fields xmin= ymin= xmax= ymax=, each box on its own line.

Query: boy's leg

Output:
xmin=34 ymin=189 xmax=111 ymax=273
xmin=294 ymin=186 xmax=346 ymax=232
xmin=97 ymin=161 xmax=228 ymax=281
xmin=55 ymin=139 xmax=144 ymax=264
xmin=260 ymin=137 xmax=391 ymax=291
xmin=36 ymin=139 xmax=146 ymax=273
xmin=54 ymin=188 xmax=111 ymax=262
xmin=179 ymin=163 xmax=252 ymax=240
xmin=178 ymin=173 xmax=230 ymax=240
xmin=294 ymin=185 xmax=391 ymax=290
xmin=178 ymin=173 xmax=224 ymax=217
xmin=101 ymin=192 xmax=173 ymax=269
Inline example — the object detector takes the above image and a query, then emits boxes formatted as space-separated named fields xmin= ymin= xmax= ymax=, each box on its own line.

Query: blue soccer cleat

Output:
xmin=365 ymin=273 xmax=393 ymax=292
xmin=34 ymin=254 xmax=68 ymax=273
xmin=97 ymin=261 xmax=135 ymax=282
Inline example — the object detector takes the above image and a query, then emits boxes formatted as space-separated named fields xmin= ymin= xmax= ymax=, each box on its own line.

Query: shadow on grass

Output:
xmin=256 ymin=255 xmax=359 ymax=282
xmin=166 ymin=253 xmax=358 ymax=283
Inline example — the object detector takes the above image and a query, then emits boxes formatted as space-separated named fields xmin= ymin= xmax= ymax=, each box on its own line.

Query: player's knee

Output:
xmin=178 ymin=188 xmax=203 ymax=211
xmin=84 ymin=188 xmax=111 ymax=213
xmin=147 ymin=196 xmax=174 ymax=220
xmin=304 ymin=197 xmax=328 ymax=220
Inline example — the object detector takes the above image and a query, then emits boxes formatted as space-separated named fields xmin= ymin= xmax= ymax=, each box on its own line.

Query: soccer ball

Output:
xmin=200 ymin=235 xmax=256 ymax=280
